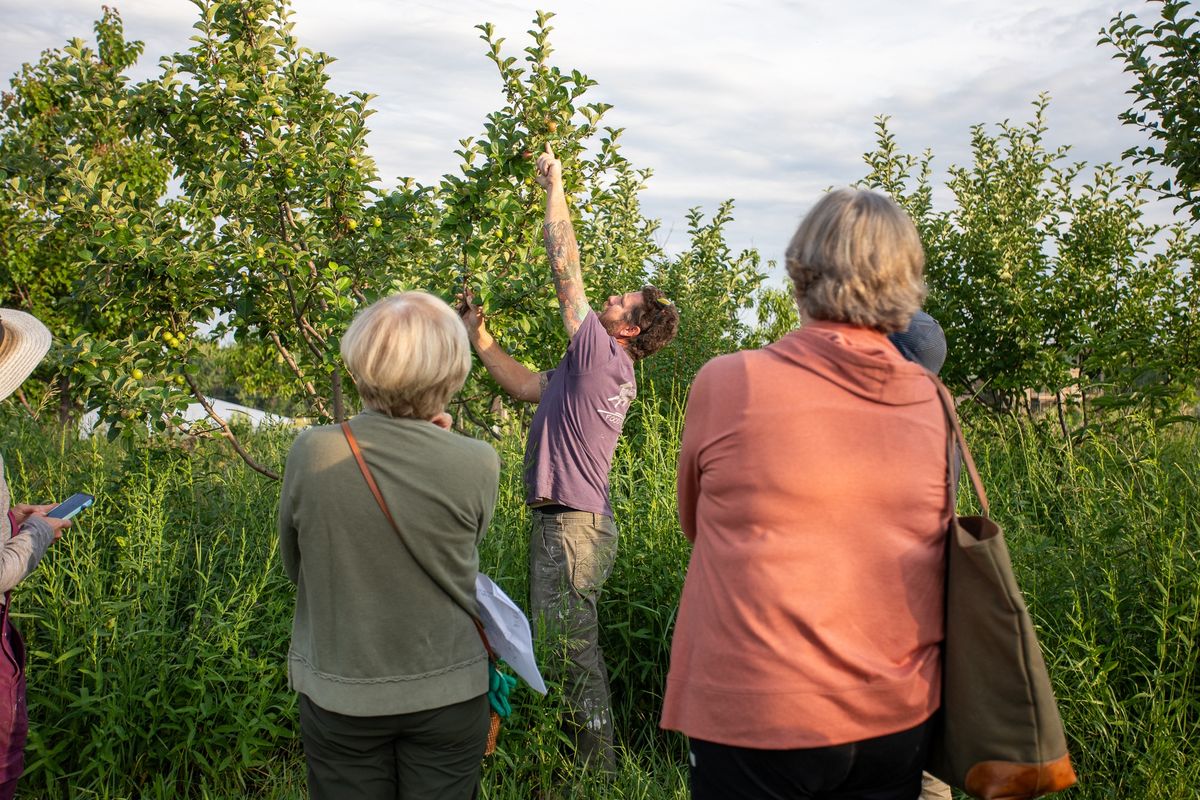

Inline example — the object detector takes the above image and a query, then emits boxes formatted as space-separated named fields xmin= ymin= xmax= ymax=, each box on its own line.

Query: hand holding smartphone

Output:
xmin=46 ymin=493 xmax=95 ymax=521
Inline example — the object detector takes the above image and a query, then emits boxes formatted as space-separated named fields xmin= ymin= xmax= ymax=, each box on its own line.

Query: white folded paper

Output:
xmin=475 ymin=572 xmax=547 ymax=694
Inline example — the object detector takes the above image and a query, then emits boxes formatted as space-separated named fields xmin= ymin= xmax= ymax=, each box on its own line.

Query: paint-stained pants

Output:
xmin=529 ymin=509 xmax=619 ymax=773
xmin=0 ymin=598 xmax=27 ymax=800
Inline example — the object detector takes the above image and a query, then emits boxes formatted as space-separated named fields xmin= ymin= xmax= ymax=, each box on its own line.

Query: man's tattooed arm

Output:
xmin=543 ymin=219 xmax=591 ymax=337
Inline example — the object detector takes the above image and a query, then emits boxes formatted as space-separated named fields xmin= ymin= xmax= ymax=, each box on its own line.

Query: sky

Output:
xmin=0 ymin=0 xmax=1169 ymax=280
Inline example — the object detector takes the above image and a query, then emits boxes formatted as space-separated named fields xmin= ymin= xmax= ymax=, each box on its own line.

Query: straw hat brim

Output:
xmin=0 ymin=309 xmax=52 ymax=402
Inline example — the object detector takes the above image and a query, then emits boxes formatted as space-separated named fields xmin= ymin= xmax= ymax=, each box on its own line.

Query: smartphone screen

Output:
xmin=46 ymin=493 xmax=95 ymax=520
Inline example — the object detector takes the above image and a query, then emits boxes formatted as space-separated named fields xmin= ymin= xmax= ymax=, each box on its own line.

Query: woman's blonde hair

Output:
xmin=340 ymin=291 xmax=471 ymax=419
xmin=785 ymin=188 xmax=927 ymax=333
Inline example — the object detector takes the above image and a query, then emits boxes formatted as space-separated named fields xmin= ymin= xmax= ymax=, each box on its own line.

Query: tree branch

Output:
xmin=450 ymin=397 xmax=501 ymax=441
xmin=332 ymin=365 xmax=345 ymax=423
xmin=277 ymin=270 xmax=327 ymax=361
xmin=183 ymin=374 xmax=281 ymax=480
xmin=13 ymin=388 xmax=36 ymax=420
xmin=267 ymin=330 xmax=329 ymax=418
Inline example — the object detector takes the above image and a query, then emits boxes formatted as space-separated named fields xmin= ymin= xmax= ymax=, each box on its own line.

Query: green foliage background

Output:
xmin=1 ymin=3 xmax=765 ymax=463
xmin=861 ymin=100 xmax=1200 ymax=421
xmin=1102 ymin=0 xmax=1200 ymax=221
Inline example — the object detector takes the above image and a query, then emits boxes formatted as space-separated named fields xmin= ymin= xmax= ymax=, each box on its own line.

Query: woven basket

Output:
xmin=485 ymin=711 xmax=501 ymax=756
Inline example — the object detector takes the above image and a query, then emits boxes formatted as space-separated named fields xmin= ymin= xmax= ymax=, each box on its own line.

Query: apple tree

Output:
xmin=644 ymin=202 xmax=765 ymax=389
xmin=861 ymin=99 xmax=1199 ymax=424
xmin=6 ymin=2 xmax=772 ymax=471
xmin=438 ymin=13 xmax=769 ymax=424
xmin=57 ymin=0 xmax=413 ymax=476
xmin=0 ymin=8 xmax=168 ymax=421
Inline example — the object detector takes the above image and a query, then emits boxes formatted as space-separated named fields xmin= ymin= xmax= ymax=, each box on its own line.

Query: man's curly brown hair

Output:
xmin=624 ymin=285 xmax=680 ymax=361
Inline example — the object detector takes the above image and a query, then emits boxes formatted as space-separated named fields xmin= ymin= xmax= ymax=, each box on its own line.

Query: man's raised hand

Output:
xmin=457 ymin=290 xmax=489 ymax=347
xmin=535 ymin=143 xmax=562 ymax=191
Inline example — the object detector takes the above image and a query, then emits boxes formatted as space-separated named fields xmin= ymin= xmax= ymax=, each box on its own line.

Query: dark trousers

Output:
xmin=299 ymin=693 xmax=490 ymax=800
xmin=0 ymin=599 xmax=27 ymax=800
xmin=688 ymin=717 xmax=935 ymax=800
xmin=528 ymin=509 xmax=619 ymax=773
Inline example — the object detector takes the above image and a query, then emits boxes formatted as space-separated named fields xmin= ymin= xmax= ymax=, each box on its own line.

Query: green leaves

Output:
xmin=859 ymin=100 xmax=1200 ymax=426
xmin=645 ymin=202 xmax=764 ymax=387
xmin=1 ymin=1 xmax=773 ymax=457
xmin=0 ymin=7 xmax=171 ymax=418
xmin=1102 ymin=1 xmax=1200 ymax=222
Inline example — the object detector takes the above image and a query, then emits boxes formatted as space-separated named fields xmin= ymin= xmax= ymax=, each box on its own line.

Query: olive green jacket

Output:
xmin=278 ymin=411 xmax=500 ymax=716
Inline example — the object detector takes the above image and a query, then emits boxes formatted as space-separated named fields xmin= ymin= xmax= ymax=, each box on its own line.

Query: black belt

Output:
xmin=532 ymin=504 xmax=580 ymax=515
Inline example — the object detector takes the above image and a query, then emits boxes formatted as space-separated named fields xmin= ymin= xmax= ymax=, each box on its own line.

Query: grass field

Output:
xmin=2 ymin=398 xmax=1198 ymax=798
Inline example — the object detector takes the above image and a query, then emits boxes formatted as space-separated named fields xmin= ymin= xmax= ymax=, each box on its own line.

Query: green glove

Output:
xmin=487 ymin=661 xmax=517 ymax=718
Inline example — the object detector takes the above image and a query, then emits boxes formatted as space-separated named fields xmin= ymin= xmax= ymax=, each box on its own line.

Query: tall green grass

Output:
xmin=1 ymin=402 xmax=1196 ymax=798
xmin=5 ymin=422 xmax=299 ymax=798
xmin=964 ymin=413 xmax=1200 ymax=798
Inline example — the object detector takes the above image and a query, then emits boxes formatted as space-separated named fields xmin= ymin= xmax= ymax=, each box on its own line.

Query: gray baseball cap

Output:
xmin=889 ymin=310 xmax=946 ymax=375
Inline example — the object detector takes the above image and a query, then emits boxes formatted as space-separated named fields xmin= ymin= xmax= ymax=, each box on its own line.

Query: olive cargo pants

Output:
xmin=529 ymin=509 xmax=619 ymax=773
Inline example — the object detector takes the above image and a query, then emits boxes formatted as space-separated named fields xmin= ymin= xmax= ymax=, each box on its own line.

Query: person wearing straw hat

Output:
xmin=0 ymin=309 xmax=72 ymax=800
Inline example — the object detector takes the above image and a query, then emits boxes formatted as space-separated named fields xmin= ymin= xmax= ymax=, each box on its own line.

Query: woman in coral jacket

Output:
xmin=662 ymin=189 xmax=951 ymax=800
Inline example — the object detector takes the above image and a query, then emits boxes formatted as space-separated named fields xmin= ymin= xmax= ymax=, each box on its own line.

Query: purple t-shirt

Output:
xmin=524 ymin=311 xmax=636 ymax=516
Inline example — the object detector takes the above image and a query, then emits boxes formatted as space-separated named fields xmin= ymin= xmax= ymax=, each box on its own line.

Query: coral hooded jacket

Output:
xmin=661 ymin=320 xmax=952 ymax=748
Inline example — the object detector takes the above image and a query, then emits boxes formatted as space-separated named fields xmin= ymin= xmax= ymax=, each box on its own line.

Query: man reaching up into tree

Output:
xmin=459 ymin=146 xmax=680 ymax=772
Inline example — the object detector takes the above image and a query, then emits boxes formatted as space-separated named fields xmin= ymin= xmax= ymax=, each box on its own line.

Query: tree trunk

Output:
xmin=57 ymin=374 xmax=73 ymax=425
xmin=332 ymin=366 xmax=345 ymax=423
xmin=1055 ymin=390 xmax=1069 ymax=439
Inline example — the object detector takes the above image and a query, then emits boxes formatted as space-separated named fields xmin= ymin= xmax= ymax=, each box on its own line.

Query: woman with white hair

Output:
xmin=0 ymin=309 xmax=72 ymax=799
xmin=662 ymin=189 xmax=951 ymax=799
xmin=278 ymin=291 xmax=500 ymax=800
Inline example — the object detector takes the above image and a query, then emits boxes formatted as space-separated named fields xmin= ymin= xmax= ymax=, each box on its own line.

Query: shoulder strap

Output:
xmin=340 ymin=421 xmax=495 ymax=659
xmin=341 ymin=422 xmax=397 ymax=529
xmin=927 ymin=376 xmax=990 ymax=518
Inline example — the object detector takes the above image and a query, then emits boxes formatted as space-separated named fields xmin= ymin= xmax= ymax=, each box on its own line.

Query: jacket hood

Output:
xmin=765 ymin=320 xmax=933 ymax=406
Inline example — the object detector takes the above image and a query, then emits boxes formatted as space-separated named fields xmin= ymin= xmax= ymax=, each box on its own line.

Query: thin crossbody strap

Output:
xmin=340 ymin=421 xmax=496 ymax=660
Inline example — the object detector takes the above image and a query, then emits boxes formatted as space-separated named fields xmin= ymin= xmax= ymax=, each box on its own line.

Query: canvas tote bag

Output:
xmin=926 ymin=378 xmax=1077 ymax=799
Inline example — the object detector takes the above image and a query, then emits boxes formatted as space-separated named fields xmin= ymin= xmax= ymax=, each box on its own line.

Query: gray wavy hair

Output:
xmin=785 ymin=188 xmax=927 ymax=333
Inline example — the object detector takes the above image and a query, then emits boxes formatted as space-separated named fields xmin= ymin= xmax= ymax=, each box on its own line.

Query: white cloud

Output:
xmin=0 ymin=0 xmax=1174 ymax=270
